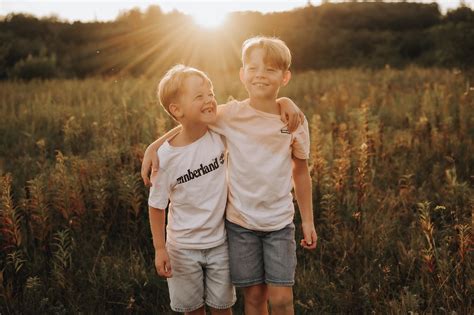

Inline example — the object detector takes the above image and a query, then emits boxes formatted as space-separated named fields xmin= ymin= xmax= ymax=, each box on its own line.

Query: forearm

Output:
xmin=149 ymin=207 xmax=166 ymax=250
xmin=148 ymin=125 xmax=182 ymax=152
xmin=292 ymin=159 xmax=314 ymax=224
xmin=276 ymin=96 xmax=293 ymax=103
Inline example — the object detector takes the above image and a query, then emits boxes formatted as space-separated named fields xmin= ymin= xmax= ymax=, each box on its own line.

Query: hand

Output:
xmin=300 ymin=222 xmax=317 ymax=250
xmin=155 ymin=249 xmax=172 ymax=278
xmin=141 ymin=145 xmax=159 ymax=187
xmin=277 ymin=97 xmax=305 ymax=133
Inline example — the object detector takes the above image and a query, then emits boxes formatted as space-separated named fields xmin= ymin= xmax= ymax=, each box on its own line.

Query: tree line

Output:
xmin=1 ymin=1 xmax=473 ymax=80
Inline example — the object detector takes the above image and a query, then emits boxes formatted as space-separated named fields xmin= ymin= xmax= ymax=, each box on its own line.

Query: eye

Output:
xmin=266 ymin=68 xmax=276 ymax=72
xmin=194 ymin=94 xmax=203 ymax=100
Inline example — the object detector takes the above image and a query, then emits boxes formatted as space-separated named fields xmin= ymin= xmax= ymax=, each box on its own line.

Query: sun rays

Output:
xmin=89 ymin=10 xmax=241 ymax=96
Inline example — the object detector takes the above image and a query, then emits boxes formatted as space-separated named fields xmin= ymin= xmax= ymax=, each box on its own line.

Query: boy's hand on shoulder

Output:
xmin=141 ymin=144 xmax=160 ymax=187
xmin=277 ymin=97 xmax=305 ymax=133
xmin=155 ymin=248 xmax=172 ymax=278
xmin=300 ymin=222 xmax=317 ymax=250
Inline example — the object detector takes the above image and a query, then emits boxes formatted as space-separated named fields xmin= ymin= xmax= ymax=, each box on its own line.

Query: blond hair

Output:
xmin=241 ymin=36 xmax=292 ymax=71
xmin=157 ymin=64 xmax=212 ymax=119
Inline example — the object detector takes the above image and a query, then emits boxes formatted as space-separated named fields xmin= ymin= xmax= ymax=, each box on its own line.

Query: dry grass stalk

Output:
xmin=310 ymin=114 xmax=329 ymax=197
xmin=26 ymin=176 xmax=50 ymax=246
xmin=0 ymin=174 xmax=22 ymax=250
xmin=332 ymin=123 xmax=351 ymax=203
xmin=418 ymin=202 xmax=436 ymax=274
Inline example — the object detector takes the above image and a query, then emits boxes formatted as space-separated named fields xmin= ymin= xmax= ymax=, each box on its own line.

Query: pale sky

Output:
xmin=0 ymin=0 xmax=471 ymax=23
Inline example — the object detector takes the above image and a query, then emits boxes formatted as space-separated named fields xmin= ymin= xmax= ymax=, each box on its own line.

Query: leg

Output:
xmin=268 ymin=286 xmax=294 ymax=315
xmin=262 ymin=223 xmax=297 ymax=315
xmin=209 ymin=307 xmax=232 ymax=315
xmin=185 ymin=306 xmax=205 ymax=315
xmin=225 ymin=220 xmax=267 ymax=313
xmin=243 ymin=284 xmax=269 ymax=315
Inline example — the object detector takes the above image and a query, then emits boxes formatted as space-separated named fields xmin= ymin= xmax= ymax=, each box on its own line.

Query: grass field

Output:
xmin=0 ymin=67 xmax=472 ymax=314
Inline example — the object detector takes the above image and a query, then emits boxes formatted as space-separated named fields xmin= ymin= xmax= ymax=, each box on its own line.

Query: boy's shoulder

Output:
xmin=218 ymin=98 xmax=246 ymax=117
xmin=158 ymin=131 xmax=223 ymax=163
xmin=221 ymin=98 xmax=244 ymax=110
xmin=156 ymin=142 xmax=174 ymax=169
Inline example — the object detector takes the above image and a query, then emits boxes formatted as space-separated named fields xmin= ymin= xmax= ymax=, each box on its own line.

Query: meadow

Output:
xmin=0 ymin=67 xmax=472 ymax=314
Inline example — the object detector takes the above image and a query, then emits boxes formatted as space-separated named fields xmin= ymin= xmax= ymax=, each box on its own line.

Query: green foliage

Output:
xmin=0 ymin=68 xmax=472 ymax=313
xmin=9 ymin=54 xmax=58 ymax=80
xmin=1 ymin=3 xmax=474 ymax=80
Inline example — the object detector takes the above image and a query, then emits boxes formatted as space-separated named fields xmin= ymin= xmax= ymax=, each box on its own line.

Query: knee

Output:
xmin=244 ymin=285 xmax=268 ymax=306
xmin=269 ymin=291 xmax=293 ymax=312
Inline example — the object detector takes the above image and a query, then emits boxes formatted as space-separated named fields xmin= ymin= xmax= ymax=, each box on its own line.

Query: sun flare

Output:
xmin=190 ymin=11 xmax=227 ymax=29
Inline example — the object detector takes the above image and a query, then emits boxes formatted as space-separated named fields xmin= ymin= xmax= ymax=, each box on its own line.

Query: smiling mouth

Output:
xmin=252 ymin=82 xmax=269 ymax=87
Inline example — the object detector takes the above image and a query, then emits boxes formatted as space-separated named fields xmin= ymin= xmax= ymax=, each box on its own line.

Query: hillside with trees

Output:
xmin=1 ymin=2 xmax=474 ymax=80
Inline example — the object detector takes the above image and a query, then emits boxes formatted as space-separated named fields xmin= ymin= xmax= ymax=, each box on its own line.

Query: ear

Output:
xmin=281 ymin=70 xmax=291 ymax=87
xmin=169 ymin=103 xmax=183 ymax=118
xmin=239 ymin=67 xmax=244 ymax=84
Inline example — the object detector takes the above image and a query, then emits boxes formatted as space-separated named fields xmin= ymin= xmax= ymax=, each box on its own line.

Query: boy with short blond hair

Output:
xmin=149 ymin=64 xmax=235 ymax=315
xmin=212 ymin=36 xmax=316 ymax=315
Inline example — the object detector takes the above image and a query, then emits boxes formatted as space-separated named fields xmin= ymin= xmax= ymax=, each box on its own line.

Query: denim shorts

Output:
xmin=166 ymin=241 xmax=236 ymax=312
xmin=225 ymin=220 xmax=297 ymax=287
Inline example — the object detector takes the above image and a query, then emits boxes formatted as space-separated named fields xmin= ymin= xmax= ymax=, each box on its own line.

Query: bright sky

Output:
xmin=0 ymin=0 xmax=471 ymax=25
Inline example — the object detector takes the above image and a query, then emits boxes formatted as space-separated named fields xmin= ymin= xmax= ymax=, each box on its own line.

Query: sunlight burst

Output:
xmin=190 ymin=11 xmax=227 ymax=29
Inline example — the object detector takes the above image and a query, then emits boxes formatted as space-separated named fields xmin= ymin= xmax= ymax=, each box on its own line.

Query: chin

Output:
xmin=250 ymin=89 xmax=272 ymax=96
xmin=202 ymin=116 xmax=216 ymax=124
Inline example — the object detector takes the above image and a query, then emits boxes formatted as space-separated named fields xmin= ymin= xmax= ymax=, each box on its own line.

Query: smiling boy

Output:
xmin=148 ymin=65 xmax=235 ymax=315
xmin=209 ymin=36 xmax=317 ymax=315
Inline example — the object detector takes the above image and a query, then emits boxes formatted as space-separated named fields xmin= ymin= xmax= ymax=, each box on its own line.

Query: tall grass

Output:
xmin=0 ymin=67 xmax=472 ymax=313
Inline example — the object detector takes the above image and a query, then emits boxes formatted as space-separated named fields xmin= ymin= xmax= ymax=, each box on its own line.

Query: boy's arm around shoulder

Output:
xmin=149 ymin=206 xmax=172 ymax=278
xmin=141 ymin=126 xmax=182 ymax=186
xmin=213 ymin=98 xmax=303 ymax=132
xmin=292 ymin=157 xmax=317 ymax=250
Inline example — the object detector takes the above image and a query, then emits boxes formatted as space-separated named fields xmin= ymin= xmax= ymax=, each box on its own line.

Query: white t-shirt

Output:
xmin=148 ymin=130 xmax=227 ymax=249
xmin=210 ymin=99 xmax=310 ymax=231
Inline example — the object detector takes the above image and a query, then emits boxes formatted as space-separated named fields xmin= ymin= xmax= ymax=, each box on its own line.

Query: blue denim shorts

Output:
xmin=166 ymin=241 xmax=236 ymax=312
xmin=225 ymin=220 xmax=297 ymax=287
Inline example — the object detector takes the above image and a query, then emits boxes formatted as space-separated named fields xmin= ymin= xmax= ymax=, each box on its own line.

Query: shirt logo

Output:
xmin=280 ymin=127 xmax=290 ymax=134
xmin=176 ymin=152 xmax=224 ymax=185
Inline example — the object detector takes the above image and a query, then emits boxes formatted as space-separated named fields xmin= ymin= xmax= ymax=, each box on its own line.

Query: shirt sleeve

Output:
xmin=148 ymin=164 xmax=172 ymax=210
xmin=291 ymin=116 xmax=310 ymax=160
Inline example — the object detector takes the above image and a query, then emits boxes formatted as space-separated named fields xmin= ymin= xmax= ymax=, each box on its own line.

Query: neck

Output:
xmin=171 ymin=123 xmax=208 ymax=146
xmin=248 ymin=96 xmax=279 ymax=114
